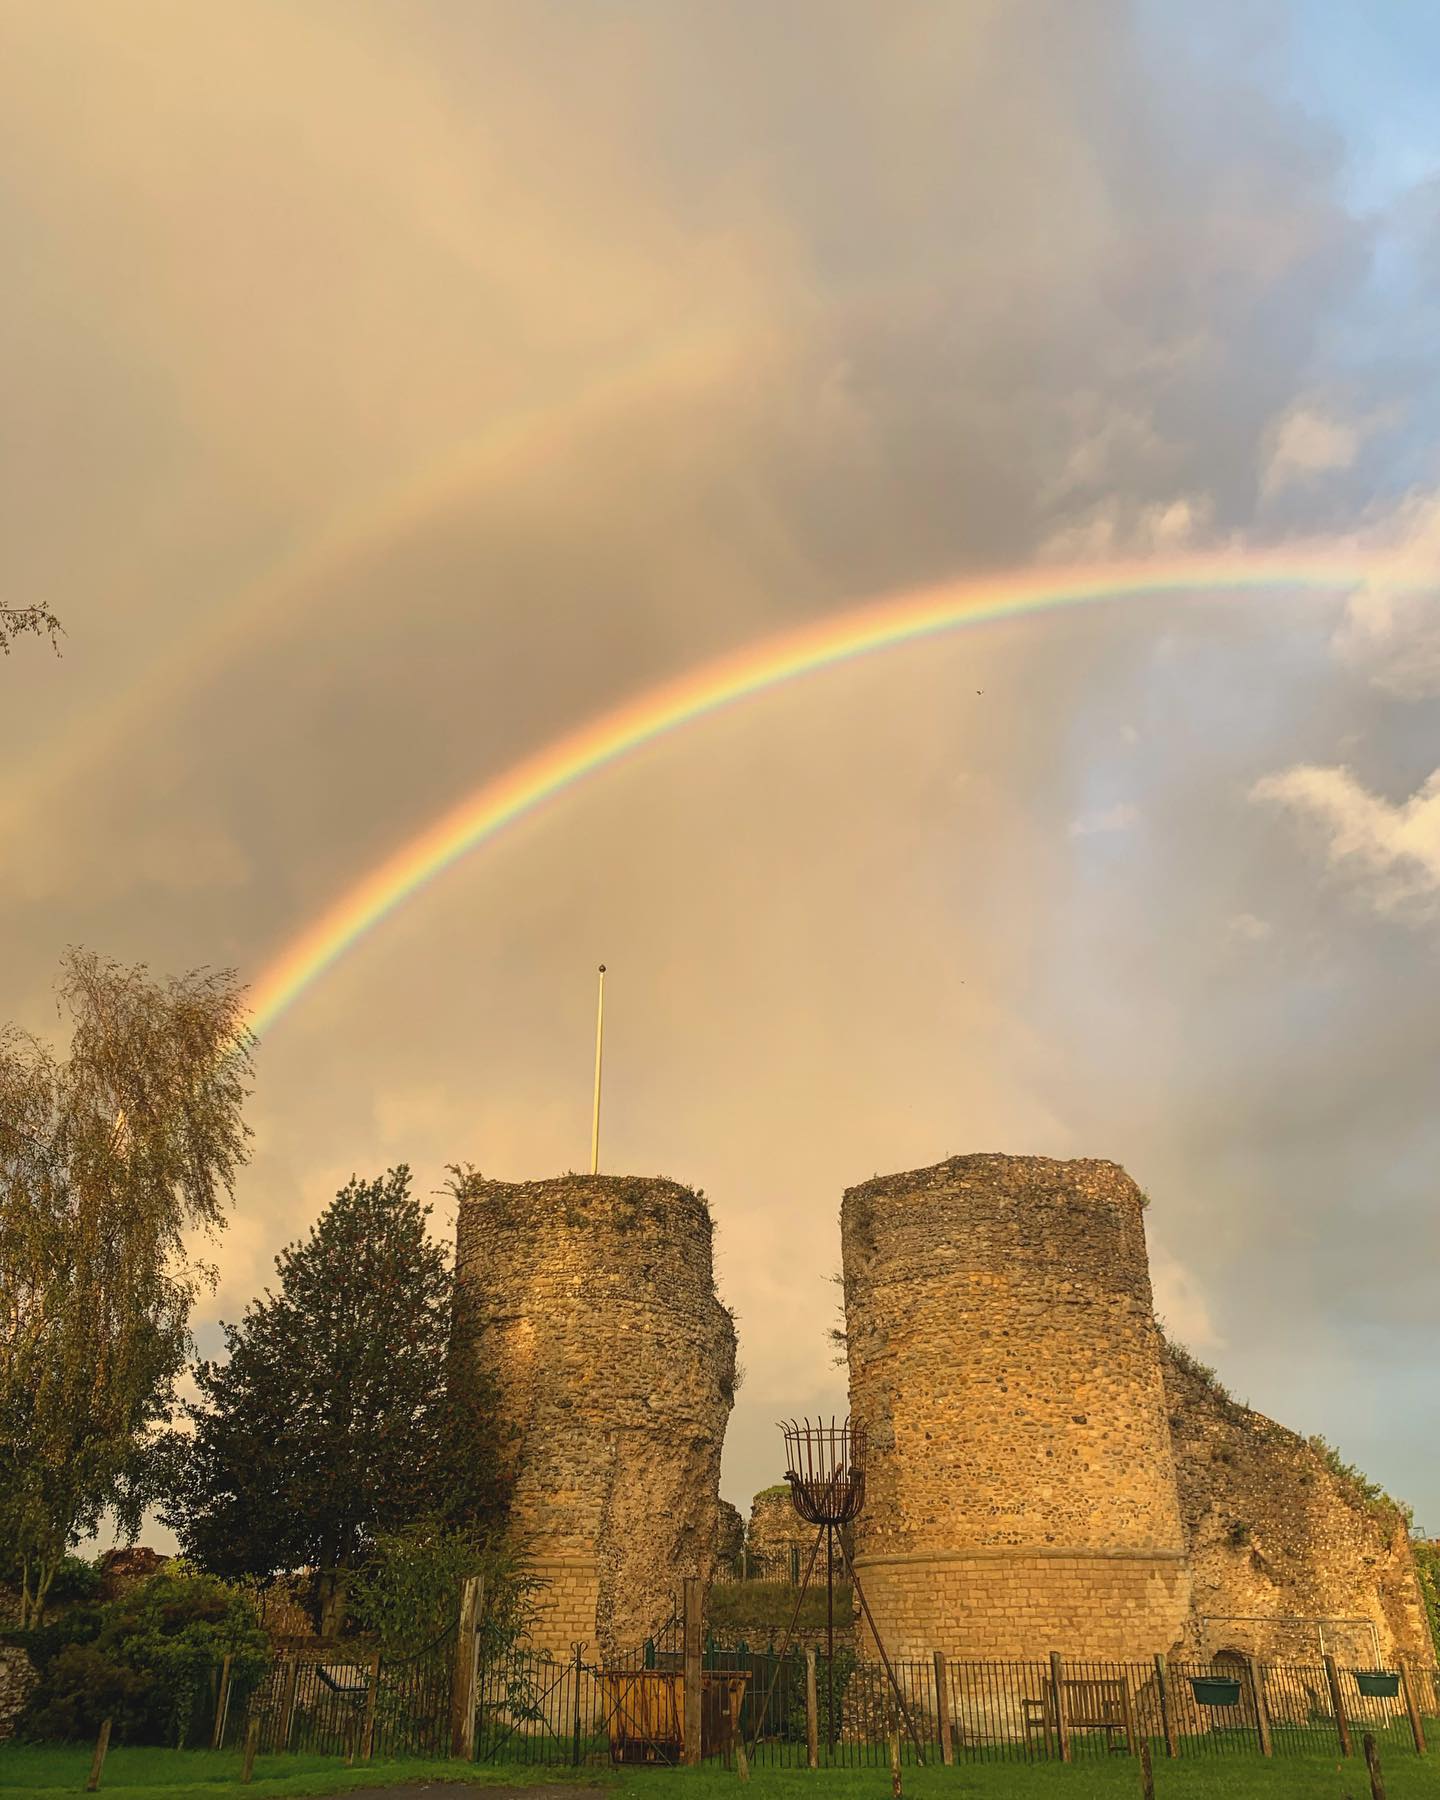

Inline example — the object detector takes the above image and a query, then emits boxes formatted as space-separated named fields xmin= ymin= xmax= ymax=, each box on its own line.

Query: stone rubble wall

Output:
xmin=455 ymin=1172 xmax=736 ymax=1659
xmin=1163 ymin=1344 xmax=1431 ymax=1666
xmin=843 ymin=1153 xmax=1191 ymax=1659
xmin=0 ymin=1645 xmax=37 ymax=1742
xmin=714 ymin=1500 xmax=745 ymax=1573
xmin=746 ymin=1485 xmax=815 ymax=1576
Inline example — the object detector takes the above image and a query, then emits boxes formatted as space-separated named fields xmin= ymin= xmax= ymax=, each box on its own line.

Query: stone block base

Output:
xmin=853 ymin=1545 xmax=1192 ymax=1660
xmin=526 ymin=1551 xmax=601 ymax=1656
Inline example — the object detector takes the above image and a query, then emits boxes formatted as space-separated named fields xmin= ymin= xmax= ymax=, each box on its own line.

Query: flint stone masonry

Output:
xmin=747 ymin=1484 xmax=815 ymax=1575
xmin=0 ymin=1646 xmax=37 ymax=1741
xmin=456 ymin=1173 xmax=736 ymax=1658
xmin=843 ymin=1153 xmax=1191 ymax=1659
xmin=715 ymin=1500 xmax=745 ymax=1573
xmin=1164 ymin=1344 xmax=1431 ymax=1665
xmin=98 ymin=1544 xmax=168 ymax=1601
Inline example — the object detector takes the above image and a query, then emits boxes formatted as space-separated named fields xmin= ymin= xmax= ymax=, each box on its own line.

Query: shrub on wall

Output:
xmin=1412 ymin=1542 xmax=1440 ymax=1663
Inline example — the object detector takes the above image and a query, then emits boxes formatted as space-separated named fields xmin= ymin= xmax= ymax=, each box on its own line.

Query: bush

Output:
xmin=348 ymin=1524 xmax=538 ymax=1662
xmin=19 ymin=1565 xmax=267 ymax=1747
xmin=42 ymin=1555 xmax=102 ymax=1610
xmin=20 ymin=1643 xmax=156 ymax=1744
xmin=708 ymin=1579 xmax=853 ymax=1640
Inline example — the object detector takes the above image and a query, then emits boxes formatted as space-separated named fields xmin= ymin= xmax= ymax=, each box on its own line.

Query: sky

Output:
xmin=3 ymin=0 xmax=1440 ymax=1543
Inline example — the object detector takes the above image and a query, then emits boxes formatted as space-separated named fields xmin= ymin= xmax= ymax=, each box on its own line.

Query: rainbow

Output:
xmin=0 ymin=313 xmax=751 ymax=842
xmin=247 ymin=551 xmax=1393 ymax=1037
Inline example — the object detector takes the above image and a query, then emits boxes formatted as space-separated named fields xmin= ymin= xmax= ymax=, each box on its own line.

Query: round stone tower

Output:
xmin=842 ymin=1153 xmax=1190 ymax=1659
xmin=455 ymin=1173 xmax=736 ymax=1656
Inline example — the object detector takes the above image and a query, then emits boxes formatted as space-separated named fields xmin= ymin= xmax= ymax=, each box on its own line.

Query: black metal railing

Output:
xmin=224 ymin=1637 xmax=1440 ymax=1772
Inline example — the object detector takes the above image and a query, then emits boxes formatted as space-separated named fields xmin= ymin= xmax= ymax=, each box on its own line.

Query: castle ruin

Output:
xmin=454 ymin=1172 xmax=736 ymax=1656
xmin=840 ymin=1152 xmax=1430 ymax=1665
xmin=451 ymin=1153 xmax=1429 ymax=1668
xmin=842 ymin=1154 xmax=1192 ymax=1659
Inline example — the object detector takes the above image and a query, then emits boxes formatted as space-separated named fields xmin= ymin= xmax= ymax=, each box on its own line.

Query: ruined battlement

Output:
xmin=455 ymin=1172 xmax=736 ymax=1657
xmin=843 ymin=1153 xmax=1190 ymax=1657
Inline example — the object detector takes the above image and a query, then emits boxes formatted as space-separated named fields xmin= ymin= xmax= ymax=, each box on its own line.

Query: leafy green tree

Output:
xmin=161 ymin=1168 xmax=506 ymax=1636
xmin=19 ymin=1564 xmax=267 ymax=1746
xmin=0 ymin=951 xmax=253 ymax=1625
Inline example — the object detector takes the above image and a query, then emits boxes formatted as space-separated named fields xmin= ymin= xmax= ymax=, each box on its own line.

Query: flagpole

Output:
xmin=590 ymin=964 xmax=606 ymax=1175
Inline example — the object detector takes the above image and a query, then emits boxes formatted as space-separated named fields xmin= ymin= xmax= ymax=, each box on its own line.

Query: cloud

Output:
xmin=1260 ymin=403 xmax=1361 ymax=496
xmin=1251 ymin=764 xmax=1440 ymax=918
xmin=1332 ymin=491 xmax=1440 ymax=697
xmin=1227 ymin=912 xmax=1273 ymax=943
xmin=1150 ymin=1244 xmax=1222 ymax=1354
xmin=1069 ymin=803 xmax=1139 ymax=838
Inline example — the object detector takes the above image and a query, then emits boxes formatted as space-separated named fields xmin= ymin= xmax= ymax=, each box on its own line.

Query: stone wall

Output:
xmin=0 ymin=1645 xmax=37 ymax=1742
xmin=455 ymin=1172 xmax=736 ymax=1657
xmin=747 ymin=1485 xmax=813 ymax=1578
xmin=1164 ymin=1344 xmax=1431 ymax=1666
xmin=97 ymin=1545 xmax=168 ymax=1601
xmin=715 ymin=1500 xmax=745 ymax=1574
xmin=842 ymin=1153 xmax=1190 ymax=1659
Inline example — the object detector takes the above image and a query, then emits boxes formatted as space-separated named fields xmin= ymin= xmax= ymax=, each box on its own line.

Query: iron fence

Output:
xmin=221 ymin=1629 xmax=455 ymax=1760
xmin=223 ymin=1637 xmax=1440 ymax=1772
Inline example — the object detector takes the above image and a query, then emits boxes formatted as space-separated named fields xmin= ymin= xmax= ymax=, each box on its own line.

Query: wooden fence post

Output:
xmin=1399 ymin=1661 xmax=1427 ymax=1755
xmin=85 ymin=1718 xmax=112 ymax=1792
xmin=682 ymin=1576 xmax=703 ymax=1767
xmin=1246 ymin=1655 xmax=1272 ymax=1757
xmin=449 ymin=1573 xmax=484 ymax=1759
xmin=804 ymin=1647 xmax=819 ymax=1768
xmin=1153 ymin=1653 xmax=1178 ymax=1759
xmin=1364 ymin=1730 xmax=1387 ymax=1800
xmin=1139 ymin=1737 xmax=1155 ymax=1800
xmin=933 ymin=1651 xmax=953 ymax=1766
xmin=729 ymin=1686 xmax=750 ymax=1782
xmin=277 ymin=1655 xmax=300 ymax=1752
xmin=240 ymin=1716 xmax=260 ymax=1785
xmin=361 ymin=1653 xmax=380 ymax=1761
xmin=1049 ymin=1653 xmax=1071 ymax=1764
xmin=1326 ymin=1654 xmax=1353 ymax=1757
xmin=211 ymin=1653 xmax=233 ymax=1751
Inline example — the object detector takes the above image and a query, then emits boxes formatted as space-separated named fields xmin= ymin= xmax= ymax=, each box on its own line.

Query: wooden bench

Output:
xmin=1023 ymin=1678 xmax=1135 ymax=1755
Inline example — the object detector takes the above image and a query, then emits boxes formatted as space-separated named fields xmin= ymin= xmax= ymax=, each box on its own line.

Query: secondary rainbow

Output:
xmin=246 ymin=551 xmax=1391 ymax=1038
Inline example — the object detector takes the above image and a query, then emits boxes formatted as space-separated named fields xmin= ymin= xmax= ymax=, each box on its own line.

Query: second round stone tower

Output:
xmin=842 ymin=1154 xmax=1190 ymax=1659
xmin=455 ymin=1173 xmax=736 ymax=1657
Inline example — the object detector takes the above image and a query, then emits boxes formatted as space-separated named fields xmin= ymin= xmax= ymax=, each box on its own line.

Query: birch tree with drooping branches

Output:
xmin=0 ymin=949 xmax=253 ymax=1624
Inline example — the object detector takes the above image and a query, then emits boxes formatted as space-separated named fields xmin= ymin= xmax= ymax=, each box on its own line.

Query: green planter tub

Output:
xmin=1355 ymin=1671 xmax=1400 ymax=1698
xmin=1190 ymin=1676 xmax=1242 ymax=1708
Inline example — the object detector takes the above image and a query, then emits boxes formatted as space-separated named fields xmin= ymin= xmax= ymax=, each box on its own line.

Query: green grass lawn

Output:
xmin=0 ymin=1746 xmax=608 ymax=1797
xmin=6 ymin=1743 xmax=1440 ymax=1800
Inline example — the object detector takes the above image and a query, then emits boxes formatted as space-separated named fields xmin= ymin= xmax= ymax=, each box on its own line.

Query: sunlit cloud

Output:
xmin=1252 ymin=764 xmax=1440 ymax=918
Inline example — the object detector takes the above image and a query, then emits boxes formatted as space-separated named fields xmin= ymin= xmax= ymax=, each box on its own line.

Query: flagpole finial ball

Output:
xmin=598 ymin=964 xmax=606 ymax=973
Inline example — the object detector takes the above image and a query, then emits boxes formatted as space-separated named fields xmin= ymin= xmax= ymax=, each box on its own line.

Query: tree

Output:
xmin=0 ymin=950 xmax=254 ymax=1626
xmin=0 ymin=603 xmax=63 ymax=656
xmin=161 ymin=1168 xmax=506 ymax=1636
